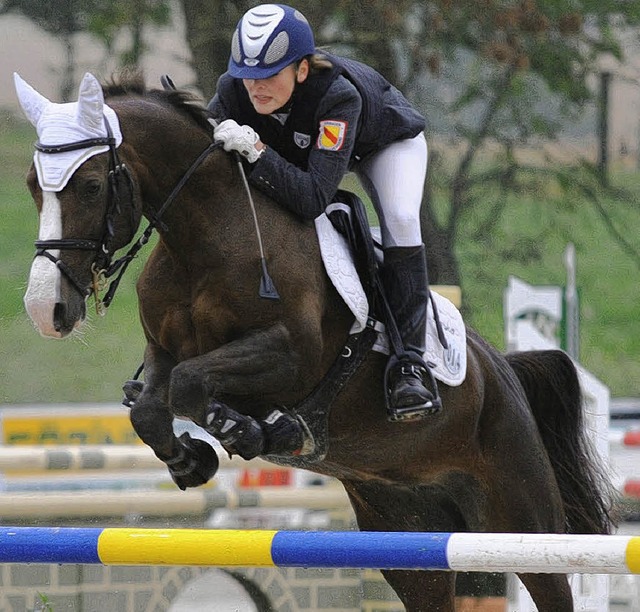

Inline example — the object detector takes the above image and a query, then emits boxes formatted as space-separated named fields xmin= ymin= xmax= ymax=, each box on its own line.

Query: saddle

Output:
xmin=324 ymin=190 xmax=381 ymax=313
xmin=322 ymin=190 xmax=457 ymax=365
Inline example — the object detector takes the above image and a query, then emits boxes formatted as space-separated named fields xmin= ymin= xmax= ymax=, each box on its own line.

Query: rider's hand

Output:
xmin=214 ymin=119 xmax=264 ymax=163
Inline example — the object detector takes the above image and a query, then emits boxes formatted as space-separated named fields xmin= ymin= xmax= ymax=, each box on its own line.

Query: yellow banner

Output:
xmin=2 ymin=413 xmax=139 ymax=445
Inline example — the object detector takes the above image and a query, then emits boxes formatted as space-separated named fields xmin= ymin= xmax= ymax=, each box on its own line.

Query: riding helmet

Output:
xmin=228 ymin=4 xmax=315 ymax=80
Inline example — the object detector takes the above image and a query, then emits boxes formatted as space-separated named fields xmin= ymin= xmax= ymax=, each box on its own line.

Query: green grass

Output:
xmin=1 ymin=111 xmax=639 ymax=402
xmin=455 ymin=168 xmax=640 ymax=396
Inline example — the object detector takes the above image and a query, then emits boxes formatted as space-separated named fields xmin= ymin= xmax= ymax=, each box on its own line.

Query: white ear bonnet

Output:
xmin=14 ymin=72 xmax=123 ymax=192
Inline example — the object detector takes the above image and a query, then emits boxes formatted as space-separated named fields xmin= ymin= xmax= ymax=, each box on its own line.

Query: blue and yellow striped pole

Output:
xmin=0 ymin=528 xmax=638 ymax=573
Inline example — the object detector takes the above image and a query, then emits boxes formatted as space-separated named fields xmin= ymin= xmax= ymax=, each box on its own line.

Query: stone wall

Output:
xmin=0 ymin=563 xmax=401 ymax=612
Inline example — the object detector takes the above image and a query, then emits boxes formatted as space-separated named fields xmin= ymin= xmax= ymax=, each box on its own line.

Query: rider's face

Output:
xmin=243 ymin=60 xmax=309 ymax=115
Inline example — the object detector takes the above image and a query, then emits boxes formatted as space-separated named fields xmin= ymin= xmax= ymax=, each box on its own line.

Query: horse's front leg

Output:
xmin=169 ymin=322 xmax=309 ymax=461
xmin=128 ymin=343 xmax=219 ymax=490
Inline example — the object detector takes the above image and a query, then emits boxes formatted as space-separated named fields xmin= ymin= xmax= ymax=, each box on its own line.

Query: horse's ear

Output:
xmin=76 ymin=73 xmax=105 ymax=132
xmin=13 ymin=73 xmax=50 ymax=128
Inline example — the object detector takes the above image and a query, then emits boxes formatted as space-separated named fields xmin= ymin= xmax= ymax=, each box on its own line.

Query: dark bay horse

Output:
xmin=15 ymin=71 xmax=613 ymax=612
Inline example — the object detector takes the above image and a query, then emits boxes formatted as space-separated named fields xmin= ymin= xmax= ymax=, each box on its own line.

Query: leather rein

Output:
xmin=33 ymin=119 xmax=221 ymax=314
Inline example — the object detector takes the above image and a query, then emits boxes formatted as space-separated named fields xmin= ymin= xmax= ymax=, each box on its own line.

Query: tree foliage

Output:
xmin=1 ymin=0 xmax=170 ymax=99
xmin=1 ymin=0 xmax=98 ymax=99
xmin=85 ymin=0 xmax=170 ymax=67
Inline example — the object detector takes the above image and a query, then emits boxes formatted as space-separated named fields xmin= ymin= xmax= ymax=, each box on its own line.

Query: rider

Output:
xmin=208 ymin=3 xmax=441 ymax=424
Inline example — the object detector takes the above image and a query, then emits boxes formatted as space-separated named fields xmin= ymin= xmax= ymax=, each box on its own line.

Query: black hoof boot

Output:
xmin=386 ymin=361 xmax=442 ymax=422
xmin=260 ymin=409 xmax=306 ymax=455
xmin=204 ymin=401 xmax=265 ymax=460
xmin=165 ymin=432 xmax=220 ymax=490
xmin=122 ymin=380 xmax=144 ymax=408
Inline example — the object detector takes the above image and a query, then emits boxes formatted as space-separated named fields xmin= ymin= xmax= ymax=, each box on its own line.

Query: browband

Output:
xmin=35 ymin=137 xmax=116 ymax=154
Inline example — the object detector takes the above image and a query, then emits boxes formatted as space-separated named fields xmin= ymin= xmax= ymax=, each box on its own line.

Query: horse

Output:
xmin=14 ymin=70 xmax=613 ymax=612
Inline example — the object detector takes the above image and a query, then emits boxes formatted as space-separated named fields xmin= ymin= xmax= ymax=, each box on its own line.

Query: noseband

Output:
xmin=33 ymin=119 xmax=134 ymax=310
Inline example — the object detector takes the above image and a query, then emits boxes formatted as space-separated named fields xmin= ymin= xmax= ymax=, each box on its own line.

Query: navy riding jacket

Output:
xmin=208 ymin=52 xmax=425 ymax=220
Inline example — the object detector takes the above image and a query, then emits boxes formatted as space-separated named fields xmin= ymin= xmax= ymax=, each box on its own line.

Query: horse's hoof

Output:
xmin=166 ymin=432 xmax=220 ymax=490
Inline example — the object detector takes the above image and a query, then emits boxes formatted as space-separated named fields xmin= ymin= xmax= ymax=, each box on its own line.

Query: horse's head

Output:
xmin=14 ymin=72 xmax=142 ymax=338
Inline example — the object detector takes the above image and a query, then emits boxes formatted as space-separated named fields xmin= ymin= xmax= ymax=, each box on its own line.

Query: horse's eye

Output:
xmin=81 ymin=179 xmax=103 ymax=199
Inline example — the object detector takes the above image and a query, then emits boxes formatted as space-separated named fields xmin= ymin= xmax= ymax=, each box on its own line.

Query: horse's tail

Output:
xmin=506 ymin=349 xmax=615 ymax=535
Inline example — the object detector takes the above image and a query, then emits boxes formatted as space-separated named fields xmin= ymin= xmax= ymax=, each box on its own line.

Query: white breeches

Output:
xmin=355 ymin=133 xmax=427 ymax=249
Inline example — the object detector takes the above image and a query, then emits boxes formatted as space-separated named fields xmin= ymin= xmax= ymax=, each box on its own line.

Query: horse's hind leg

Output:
xmin=516 ymin=573 xmax=573 ymax=612
xmin=473 ymin=441 xmax=574 ymax=609
xmin=342 ymin=480 xmax=463 ymax=612
xmin=477 ymin=412 xmax=574 ymax=609
xmin=380 ymin=570 xmax=454 ymax=612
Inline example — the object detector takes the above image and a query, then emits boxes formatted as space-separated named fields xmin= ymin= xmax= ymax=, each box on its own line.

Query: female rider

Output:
xmin=208 ymin=4 xmax=440 ymax=439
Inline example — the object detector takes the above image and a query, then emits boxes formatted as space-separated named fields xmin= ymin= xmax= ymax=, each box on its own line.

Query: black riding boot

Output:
xmin=381 ymin=245 xmax=442 ymax=421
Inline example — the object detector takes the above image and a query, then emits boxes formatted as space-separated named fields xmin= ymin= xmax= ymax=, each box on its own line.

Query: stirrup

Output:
xmin=385 ymin=362 xmax=442 ymax=422
xmin=387 ymin=397 xmax=442 ymax=422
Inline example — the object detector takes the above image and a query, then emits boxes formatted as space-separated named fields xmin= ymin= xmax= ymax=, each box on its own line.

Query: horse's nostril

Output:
xmin=53 ymin=302 xmax=66 ymax=332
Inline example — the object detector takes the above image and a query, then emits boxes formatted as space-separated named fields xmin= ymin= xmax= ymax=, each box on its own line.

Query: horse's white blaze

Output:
xmin=24 ymin=191 xmax=63 ymax=338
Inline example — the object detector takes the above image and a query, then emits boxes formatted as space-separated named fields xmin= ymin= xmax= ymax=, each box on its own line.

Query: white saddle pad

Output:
xmin=315 ymin=213 xmax=467 ymax=387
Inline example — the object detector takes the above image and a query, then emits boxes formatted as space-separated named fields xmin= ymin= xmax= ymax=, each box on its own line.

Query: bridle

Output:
xmin=32 ymin=119 xmax=222 ymax=314
xmin=33 ymin=118 xmax=135 ymax=312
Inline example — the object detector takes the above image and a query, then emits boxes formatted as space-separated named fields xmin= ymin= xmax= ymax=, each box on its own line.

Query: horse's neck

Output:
xmin=130 ymin=134 xmax=302 ymax=281
xmin=157 ymin=162 xmax=270 ymax=268
xmin=122 ymin=121 xmax=243 ymax=258
xmin=137 ymin=147 xmax=218 ymax=227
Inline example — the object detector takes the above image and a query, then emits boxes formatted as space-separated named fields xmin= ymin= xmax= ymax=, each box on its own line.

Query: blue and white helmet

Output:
xmin=228 ymin=4 xmax=315 ymax=79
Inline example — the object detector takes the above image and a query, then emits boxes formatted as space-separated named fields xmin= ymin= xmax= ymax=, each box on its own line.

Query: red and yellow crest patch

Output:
xmin=317 ymin=120 xmax=347 ymax=151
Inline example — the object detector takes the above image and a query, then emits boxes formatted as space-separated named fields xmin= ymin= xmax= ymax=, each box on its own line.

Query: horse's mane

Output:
xmin=101 ymin=69 xmax=213 ymax=132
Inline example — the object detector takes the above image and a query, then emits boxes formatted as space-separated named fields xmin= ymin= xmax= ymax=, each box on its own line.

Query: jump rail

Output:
xmin=0 ymin=429 xmax=634 ymax=471
xmin=0 ymin=528 xmax=638 ymax=573
xmin=610 ymin=430 xmax=640 ymax=448
xmin=0 ymin=487 xmax=350 ymax=519
xmin=0 ymin=444 xmax=274 ymax=473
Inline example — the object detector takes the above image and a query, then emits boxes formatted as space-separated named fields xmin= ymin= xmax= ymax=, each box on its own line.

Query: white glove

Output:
xmin=213 ymin=119 xmax=263 ymax=163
